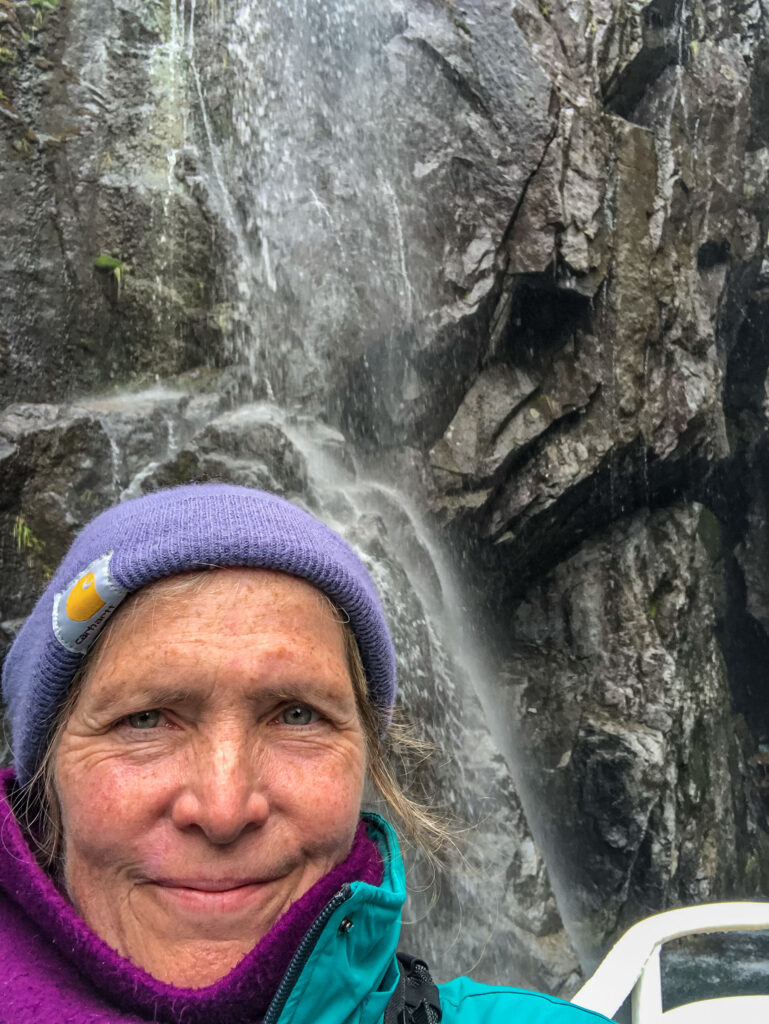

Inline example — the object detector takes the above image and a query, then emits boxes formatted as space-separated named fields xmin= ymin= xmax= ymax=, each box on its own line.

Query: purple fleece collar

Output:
xmin=0 ymin=769 xmax=383 ymax=1024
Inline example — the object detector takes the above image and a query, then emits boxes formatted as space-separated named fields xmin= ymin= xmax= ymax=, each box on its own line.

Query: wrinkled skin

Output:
xmin=54 ymin=568 xmax=366 ymax=987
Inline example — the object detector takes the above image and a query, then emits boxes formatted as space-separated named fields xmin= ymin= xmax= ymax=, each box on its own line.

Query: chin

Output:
xmin=141 ymin=938 xmax=254 ymax=988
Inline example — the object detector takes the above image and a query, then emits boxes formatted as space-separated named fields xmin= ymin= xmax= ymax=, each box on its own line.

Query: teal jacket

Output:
xmin=267 ymin=815 xmax=611 ymax=1024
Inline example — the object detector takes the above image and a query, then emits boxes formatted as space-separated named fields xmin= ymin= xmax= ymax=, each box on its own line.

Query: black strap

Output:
xmin=384 ymin=952 xmax=442 ymax=1024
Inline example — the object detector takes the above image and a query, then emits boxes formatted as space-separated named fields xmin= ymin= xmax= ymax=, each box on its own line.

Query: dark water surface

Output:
xmin=662 ymin=931 xmax=769 ymax=1011
xmin=610 ymin=931 xmax=769 ymax=1021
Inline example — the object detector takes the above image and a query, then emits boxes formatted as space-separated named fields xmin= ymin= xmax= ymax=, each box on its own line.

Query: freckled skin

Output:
xmin=54 ymin=569 xmax=366 ymax=988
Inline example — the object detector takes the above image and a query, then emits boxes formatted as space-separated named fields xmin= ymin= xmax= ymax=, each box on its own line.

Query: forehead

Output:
xmin=141 ymin=567 xmax=334 ymax=608
xmin=84 ymin=567 xmax=349 ymax=683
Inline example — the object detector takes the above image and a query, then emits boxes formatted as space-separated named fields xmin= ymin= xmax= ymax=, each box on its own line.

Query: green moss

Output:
xmin=0 ymin=45 xmax=18 ymax=65
xmin=28 ymin=0 xmax=59 ymax=32
xmin=93 ymin=254 xmax=123 ymax=271
xmin=12 ymin=513 xmax=53 ymax=581
xmin=534 ymin=393 xmax=556 ymax=416
xmin=94 ymin=254 xmax=130 ymax=295
xmin=29 ymin=0 xmax=59 ymax=19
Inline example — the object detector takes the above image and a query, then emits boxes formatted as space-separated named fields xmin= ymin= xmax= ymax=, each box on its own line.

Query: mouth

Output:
xmin=148 ymin=877 xmax=277 ymax=914
xmin=156 ymin=878 xmax=265 ymax=892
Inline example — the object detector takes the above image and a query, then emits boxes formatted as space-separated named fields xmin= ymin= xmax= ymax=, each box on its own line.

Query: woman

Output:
xmin=1 ymin=484 xmax=608 ymax=1023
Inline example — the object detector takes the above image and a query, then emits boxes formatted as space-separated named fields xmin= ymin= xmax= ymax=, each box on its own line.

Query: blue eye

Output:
xmin=281 ymin=705 xmax=317 ymax=726
xmin=126 ymin=710 xmax=162 ymax=729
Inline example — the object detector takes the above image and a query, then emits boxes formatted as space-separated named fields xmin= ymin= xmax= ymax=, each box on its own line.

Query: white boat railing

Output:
xmin=570 ymin=901 xmax=769 ymax=1022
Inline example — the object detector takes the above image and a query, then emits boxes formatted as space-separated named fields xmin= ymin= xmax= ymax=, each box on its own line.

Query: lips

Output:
xmin=155 ymin=878 xmax=265 ymax=892
xmin=148 ymin=877 xmax=278 ymax=915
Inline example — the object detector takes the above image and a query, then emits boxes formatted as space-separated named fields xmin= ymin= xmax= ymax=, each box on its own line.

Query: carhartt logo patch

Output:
xmin=65 ymin=572 xmax=105 ymax=621
xmin=53 ymin=552 xmax=128 ymax=653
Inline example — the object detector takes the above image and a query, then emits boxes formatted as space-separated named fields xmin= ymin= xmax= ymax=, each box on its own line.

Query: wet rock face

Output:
xmin=0 ymin=384 xmax=226 ymax=625
xmin=374 ymin=0 xmax=763 ymax=479
xmin=0 ymin=404 xmax=117 ymax=619
xmin=144 ymin=408 xmax=309 ymax=497
xmin=419 ymin=0 xmax=769 ymax=959
xmin=496 ymin=506 xmax=766 ymax=958
xmin=167 ymin=0 xmax=555 ymax=436
xmin=0 ymin=1 xmax=227 ymax=405
xmin=427 ymin=1 xmax=765 ymax=567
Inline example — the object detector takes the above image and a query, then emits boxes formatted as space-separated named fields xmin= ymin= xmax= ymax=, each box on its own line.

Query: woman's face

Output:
xmin=53 ymin=568 xmax=366 ymax=988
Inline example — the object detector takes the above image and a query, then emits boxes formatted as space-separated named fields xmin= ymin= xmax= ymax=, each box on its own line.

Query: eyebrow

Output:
xmin=88 ymin=685 xmax=206 ymax=716
xmin=251 ymin=682 xmax=352 ymax=708
xmin=88 ymin=679 xmax=351 ymax=717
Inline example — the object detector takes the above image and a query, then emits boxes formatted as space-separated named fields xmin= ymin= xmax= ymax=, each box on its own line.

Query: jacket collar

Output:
xmin=267 ymin=813 xmax=405 ymax=1024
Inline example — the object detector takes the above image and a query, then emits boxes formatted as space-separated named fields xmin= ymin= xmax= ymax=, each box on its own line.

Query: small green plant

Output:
xmin=13 ymin=515 xmax=44 ymax=557
xmin=29 ymin=0 xmax=59 ymax=32
xmin=93 ymin=253 xmax=123 ymax=271
xmin=13 ymin=514 xmax=53 ymax=581
xmin=94 ymin=253 xmax=129 ymax=294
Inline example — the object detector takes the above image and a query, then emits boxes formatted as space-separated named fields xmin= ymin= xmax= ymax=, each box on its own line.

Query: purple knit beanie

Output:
xmin=2 ymin=484 xmax=396 ymax=786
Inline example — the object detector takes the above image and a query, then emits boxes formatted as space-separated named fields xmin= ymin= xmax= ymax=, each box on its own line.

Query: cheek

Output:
xmin=56 ymin=755 xmax=177 ymax=864
xmin=280 ymin=751 xmax=366 ymax=851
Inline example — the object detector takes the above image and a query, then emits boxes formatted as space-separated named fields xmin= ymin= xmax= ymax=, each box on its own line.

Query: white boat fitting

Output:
xmin=570 ymin=901 xmax=769 ymax=1022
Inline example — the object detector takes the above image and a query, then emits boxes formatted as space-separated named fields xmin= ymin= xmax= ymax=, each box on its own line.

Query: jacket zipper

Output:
xmin=262 ymin=884 xmax=353 ymax=1024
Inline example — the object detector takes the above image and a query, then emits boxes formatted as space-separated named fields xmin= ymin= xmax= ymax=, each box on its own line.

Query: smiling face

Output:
xmin=53 ymin=568 xmax=366 ymax=988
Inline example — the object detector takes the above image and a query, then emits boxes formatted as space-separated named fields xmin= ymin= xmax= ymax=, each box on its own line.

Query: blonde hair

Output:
xmin=13 ymin=570 xmax=452 ymax=873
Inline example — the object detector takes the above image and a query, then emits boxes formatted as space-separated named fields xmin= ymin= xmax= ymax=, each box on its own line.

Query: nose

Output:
xmin=170 ymin=735 xmax=270 ymax=845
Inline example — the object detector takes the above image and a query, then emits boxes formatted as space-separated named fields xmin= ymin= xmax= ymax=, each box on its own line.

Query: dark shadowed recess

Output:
xmin=603 ymin=0 xmax=692 ymax=122
xmin=716 ymin=277 xmax=769 ymax=750
xmin=492 ymin=273 xmax=592 ymax=372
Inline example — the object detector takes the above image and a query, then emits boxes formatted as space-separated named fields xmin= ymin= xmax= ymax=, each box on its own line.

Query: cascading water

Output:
xmin=176 ymin=0 xmax=415 ymax=400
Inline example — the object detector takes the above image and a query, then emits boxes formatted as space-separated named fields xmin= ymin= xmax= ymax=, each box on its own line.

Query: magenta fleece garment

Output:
xmin=0 ymin=769 xmax=383 ymax=1023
